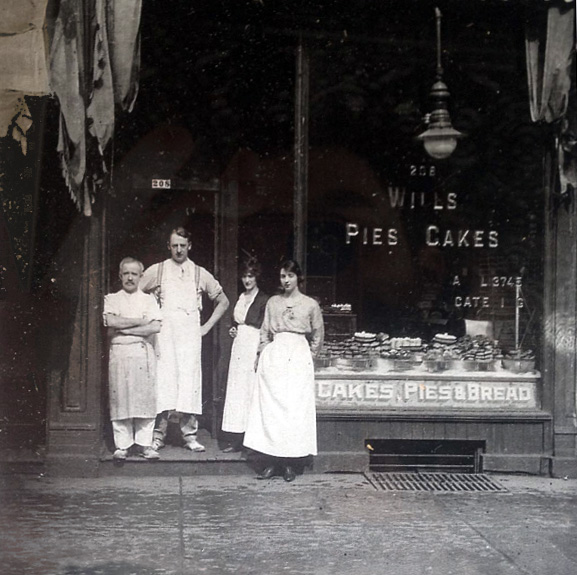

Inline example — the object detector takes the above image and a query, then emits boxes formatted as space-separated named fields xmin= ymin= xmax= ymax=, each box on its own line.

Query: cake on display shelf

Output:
xmin=315 ymin=303 xmax=536 ymax=374
xmin=316 ymin=332 xmax=536 ymax=374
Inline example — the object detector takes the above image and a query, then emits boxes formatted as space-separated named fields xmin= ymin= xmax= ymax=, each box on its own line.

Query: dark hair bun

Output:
xmin=241 ymin=256 xmax=262 ymax=277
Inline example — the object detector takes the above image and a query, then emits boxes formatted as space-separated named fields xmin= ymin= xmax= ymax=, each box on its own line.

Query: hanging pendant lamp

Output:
xmin=417 ymin=8 xmax=463 ymax=160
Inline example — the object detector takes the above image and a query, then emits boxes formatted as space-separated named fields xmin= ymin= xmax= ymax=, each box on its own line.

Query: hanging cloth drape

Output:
xmin=0 ymin=0 xmax=50 ymax=95
xmin=49 ymin=1 xmax=89 ymax=213
xmin=48 ymin=0 xmax=142 ymax=216
xmin=0 ymin=0 xmax=50 ymax=154
xmin=107 ymin=1 xmax=142 ymax=113
xmin=526 ymin=3 xmax=576 ymax=195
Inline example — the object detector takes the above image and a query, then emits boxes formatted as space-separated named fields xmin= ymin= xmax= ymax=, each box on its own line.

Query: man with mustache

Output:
xmin=103 ymin=257 xmax=163 ymax=460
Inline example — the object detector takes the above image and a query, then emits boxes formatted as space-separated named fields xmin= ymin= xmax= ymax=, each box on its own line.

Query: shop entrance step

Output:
xmin=99 ymin=432 xmax=255 ymax=476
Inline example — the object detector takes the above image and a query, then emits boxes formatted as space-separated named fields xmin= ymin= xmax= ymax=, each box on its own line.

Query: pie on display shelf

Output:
xmin=315 ymin=332 xmax=538 ymax=375
xmin=433 ymin=333 xmax=457 ymax=344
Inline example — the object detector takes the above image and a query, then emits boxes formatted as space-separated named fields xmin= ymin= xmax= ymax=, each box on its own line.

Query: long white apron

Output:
xmin=155 ymin=309 xmax=202 ymax=414
xmin=222 ymin=324 xmax=260 ymax=433
xmin=244 ymin=332 xmax=317 ymax=458
xmin=155 ymin=265 xmax=203 ymax=414
xmin=108 ymin=341 xmax=157 ymax=420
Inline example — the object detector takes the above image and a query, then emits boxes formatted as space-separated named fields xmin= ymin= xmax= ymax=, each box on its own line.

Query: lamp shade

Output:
xmin=417 ymin=125 xmax=462 ymax=159
xmin=416 ymin=10 xmax=464 ymax=160
xmin=417 ymin=79 xmax=463 ymax=159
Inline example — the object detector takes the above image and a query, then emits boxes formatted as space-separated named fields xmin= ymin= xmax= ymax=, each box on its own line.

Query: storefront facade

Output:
xmin=1 ymin=0 xmax=575 ymax=476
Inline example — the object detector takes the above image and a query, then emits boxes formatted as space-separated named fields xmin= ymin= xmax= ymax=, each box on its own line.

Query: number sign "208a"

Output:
xmin=151 ymin=179 xmax=171 ymax=189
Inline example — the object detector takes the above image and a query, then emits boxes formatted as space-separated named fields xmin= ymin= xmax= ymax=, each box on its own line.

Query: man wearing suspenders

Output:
xmin=140 ymin=227 xmax=229 ymax=452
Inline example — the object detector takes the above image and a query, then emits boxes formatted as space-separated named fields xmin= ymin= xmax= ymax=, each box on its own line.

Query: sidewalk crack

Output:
xmin=440 ymin=500 xmax=533 ymax=575
xmin=178 ymin=475 xmax=185 ymax=575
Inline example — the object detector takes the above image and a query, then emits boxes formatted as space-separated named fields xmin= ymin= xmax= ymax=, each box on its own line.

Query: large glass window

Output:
xmin=110 ymin=0 xmax=546 ymax=361
xmin=306 ymin=1 xmax=545 ymax=360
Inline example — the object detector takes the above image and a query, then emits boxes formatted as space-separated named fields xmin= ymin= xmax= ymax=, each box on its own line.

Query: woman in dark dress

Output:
xmin=221 ymin=257 xmax=269 ymax=452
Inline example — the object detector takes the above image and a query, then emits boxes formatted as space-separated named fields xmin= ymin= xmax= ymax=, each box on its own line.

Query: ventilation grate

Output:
xmin=367 ymin=439 xmax=485 ymax=474
xmin=367 ymin=472 xmax=507 ymax=493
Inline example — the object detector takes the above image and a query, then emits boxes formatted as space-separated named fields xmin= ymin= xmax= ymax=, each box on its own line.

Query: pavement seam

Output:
xmin=178 ymin=475 xmax=185 ymax=575
xmin=438 ymin=498 xmax=535 ymax=575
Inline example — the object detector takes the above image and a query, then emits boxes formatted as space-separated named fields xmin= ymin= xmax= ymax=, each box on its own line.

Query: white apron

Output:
xmin=155 ymin=264 xmax=202 ymax=414
xmin=244 ymin=332 xmax=317 ymax=457
xmin=108 ymin=340 xmax=157 ymax=420
xmin=222 ymin=323 xmax=260 ymax=433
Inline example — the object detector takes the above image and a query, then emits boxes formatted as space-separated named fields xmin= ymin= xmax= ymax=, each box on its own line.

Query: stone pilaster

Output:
xmin=46 ymin=205 xmax=106 ymax=476
xmin=543 ymin=152 xmax=577 ymax=478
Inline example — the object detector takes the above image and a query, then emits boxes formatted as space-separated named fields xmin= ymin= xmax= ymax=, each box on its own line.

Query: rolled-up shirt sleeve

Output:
xmin=103 ymin=294 xmax=118 ymax=326
xmin=139 ymin=263 xmax=160 ymax=294
xmin=144 ymin=293 xmax=163 ymax=322
xmin=198 ymin=267 xmax=224 ymax=300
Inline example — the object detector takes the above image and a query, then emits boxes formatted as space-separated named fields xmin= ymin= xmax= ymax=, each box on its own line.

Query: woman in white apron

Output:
xmin=221 ymin=258 xmax=268 ymax=452
xmin=244 ymin=259 xmax=324 ymax=482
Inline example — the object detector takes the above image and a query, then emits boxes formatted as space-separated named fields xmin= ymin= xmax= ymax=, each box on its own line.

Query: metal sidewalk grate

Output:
xmin=367 ymin=472 xmax=507 ymax=493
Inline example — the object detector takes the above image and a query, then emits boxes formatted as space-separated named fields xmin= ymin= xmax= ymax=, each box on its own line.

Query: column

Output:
xmin=46 ymin=203 xmax=106 ymax=476
xmin=294 ymin=37 xmax=310 ymax=277
xmin=543 ymin=151 xmax=577 ymax=478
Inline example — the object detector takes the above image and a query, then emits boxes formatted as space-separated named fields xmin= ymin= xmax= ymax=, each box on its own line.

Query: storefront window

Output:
xmin=305 ymin=2 xmax=546 ymax=369
xmin=108 ymin=0 xmax=546 ymax=384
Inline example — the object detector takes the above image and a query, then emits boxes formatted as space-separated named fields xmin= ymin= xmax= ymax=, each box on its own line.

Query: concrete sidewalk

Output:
xmin=0 ymin=472 xmax=576 ymax=575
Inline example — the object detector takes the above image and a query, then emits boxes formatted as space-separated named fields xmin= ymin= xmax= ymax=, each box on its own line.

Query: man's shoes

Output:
xmin=113 ymin=449 xmax=128 ymax=460
xmin=139 ymin=447 xmax=160 ymax=460
xmin=283 ymin=466 xmax=296 ymax=482
xmin=257 ymin=466 xmax=277 ymax=480
xmin=151 ymin=438 xmax=164 ymax=451
xmin=184 ymin=438 xmax=206 ymax=452
xmin=222 ymin=444 xmax=241 ymax=453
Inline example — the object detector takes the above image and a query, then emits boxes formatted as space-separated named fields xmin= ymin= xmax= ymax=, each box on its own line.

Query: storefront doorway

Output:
xmin=106 ymin=180 xmax=222 ymax=445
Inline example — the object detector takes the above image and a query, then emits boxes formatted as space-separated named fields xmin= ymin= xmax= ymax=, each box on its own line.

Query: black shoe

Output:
xmin=283 ymin=466 xmax=296 ymax=482
xmin=222 ymin=444 xmax=241 ymax=453
xmin=257 ymin=466 xmax=276 ymax=480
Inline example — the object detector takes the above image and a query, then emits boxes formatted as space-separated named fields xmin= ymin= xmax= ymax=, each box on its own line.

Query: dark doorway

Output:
xmin=106 ymin=183 xmax=220 ymax=441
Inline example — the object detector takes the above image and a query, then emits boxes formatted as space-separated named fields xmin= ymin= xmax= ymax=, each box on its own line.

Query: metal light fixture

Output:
xmin=417 ymin=7 xmax=463 ymax=160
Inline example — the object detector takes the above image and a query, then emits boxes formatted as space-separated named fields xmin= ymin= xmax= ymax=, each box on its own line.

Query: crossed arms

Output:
xmin=104 ymin=315 xmax=162 ymax=337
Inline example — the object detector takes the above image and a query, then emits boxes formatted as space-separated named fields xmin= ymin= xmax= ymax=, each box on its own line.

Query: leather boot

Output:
xmin=283 ymin=465 xmax=296 ymax=482
xmin=257 ymin=465 xmax=277 ymax=480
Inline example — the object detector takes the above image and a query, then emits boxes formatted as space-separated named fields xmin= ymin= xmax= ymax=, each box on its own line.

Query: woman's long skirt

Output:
xmin=243 ymin=332 xmax=317 ymax=458
xmin=222 ymin=324 xmax=260 ymax=433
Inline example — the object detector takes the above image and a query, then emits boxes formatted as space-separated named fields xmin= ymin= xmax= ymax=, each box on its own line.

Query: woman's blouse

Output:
xmin=259 ymin=293 xmax=325 ymax=356
xmin=233 ymin=289 xmax=259 ymax=325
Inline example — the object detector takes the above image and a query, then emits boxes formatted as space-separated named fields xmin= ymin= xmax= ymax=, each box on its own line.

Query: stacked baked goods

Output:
xmin=315 ymin=332 xmax=511 ymax=373
xmin=321 ymin=334 xmax=381 ymax=360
